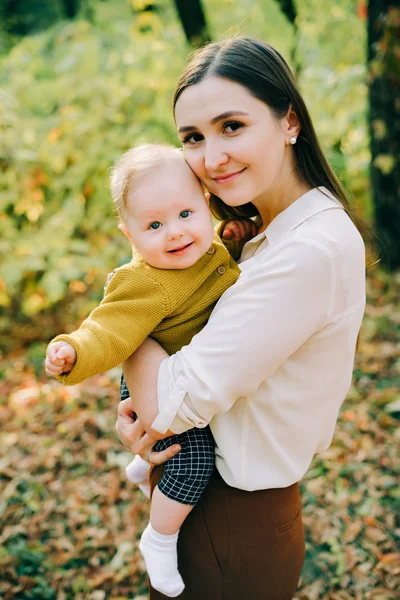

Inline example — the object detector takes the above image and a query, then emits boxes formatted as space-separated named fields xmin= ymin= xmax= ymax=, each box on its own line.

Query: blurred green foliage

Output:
xmin=0 ymin=0 xmax=370 ymax=349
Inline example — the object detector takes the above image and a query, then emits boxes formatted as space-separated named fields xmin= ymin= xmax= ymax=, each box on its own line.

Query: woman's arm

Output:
xmin=124 ymin=238 xmax=335 ymax=437
xmin=153 ymin=237 xmax=346 ymax=434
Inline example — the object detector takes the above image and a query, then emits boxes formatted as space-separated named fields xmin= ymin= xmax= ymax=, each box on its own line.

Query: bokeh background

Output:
xmin=0 ymin=1 xmax=399 ymax=599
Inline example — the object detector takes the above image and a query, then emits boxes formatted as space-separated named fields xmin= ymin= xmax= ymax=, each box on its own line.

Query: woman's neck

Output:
xmin=255 ymin=176 xmax=312 ymax=233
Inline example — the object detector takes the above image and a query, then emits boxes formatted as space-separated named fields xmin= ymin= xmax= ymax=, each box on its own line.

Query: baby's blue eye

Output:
xmin=180 ymin=210 xmax=191 ymax=219
xmin=149 ymin=222 xmax=161 ymax=230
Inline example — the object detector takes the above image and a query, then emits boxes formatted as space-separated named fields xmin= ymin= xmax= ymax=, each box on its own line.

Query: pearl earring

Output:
xmin=289 ymin=136 xmax=297 ymax=145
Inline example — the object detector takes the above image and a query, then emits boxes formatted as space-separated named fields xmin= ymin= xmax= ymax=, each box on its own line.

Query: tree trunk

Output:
xmin=275 ymin=0 xmax=296 ymax=24
xmin=173 ymin=0 xmax=211 ymax=47
xmin=0 ymin=0 xmax=63 ymax=35
xmin=0 ymin=0 xmax=85 ymax=35
xmin=62 ymin=0 xmax=81 ymax=19
xmin=275 ymin=0 xmax=300 ymax=77
xmin=367 ymin=0 xmax=400 ymax=268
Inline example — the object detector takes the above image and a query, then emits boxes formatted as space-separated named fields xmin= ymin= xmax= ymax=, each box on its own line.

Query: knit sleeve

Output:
xmin=52 ymin=266 xmax=170 ymax=386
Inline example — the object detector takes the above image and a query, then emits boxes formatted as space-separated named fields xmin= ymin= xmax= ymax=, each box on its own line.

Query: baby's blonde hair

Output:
xmin=110 ymin=144 xmax=185 ymax=222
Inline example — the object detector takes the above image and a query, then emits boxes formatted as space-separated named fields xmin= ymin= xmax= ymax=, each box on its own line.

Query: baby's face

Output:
xmin=124 ymin=161 xmax=214 ymax=269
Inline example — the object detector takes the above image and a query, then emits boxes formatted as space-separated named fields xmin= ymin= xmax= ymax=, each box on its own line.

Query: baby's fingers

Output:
xmin=223 ymin=221 xmax=241 ymax=240
xmin=55 ymin=344 xmax=76 ymax=366
xmin=222 ymin=225 xmax=233 ymax=239
xmin=239 ymin=220 xmax=257 ymax=240
xmin=46 ymin=346 xmax=64 ymax=368
xmin=45 ymin=356 xmax=64 ymax=376
xmin=57 ymin=346 xmax=74 ymax=360
xmin=238 ymin=220 xmax=251 ymax=240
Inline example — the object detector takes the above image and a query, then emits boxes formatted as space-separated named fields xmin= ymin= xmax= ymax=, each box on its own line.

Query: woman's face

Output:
xmin=174 ymin=76 xmax=296 ymax=211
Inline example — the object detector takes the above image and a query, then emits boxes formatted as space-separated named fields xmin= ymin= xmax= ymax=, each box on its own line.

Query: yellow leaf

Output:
xmin=69 ymin=280 xmax=87 ymax=293
xmin=47 ymin=127 xmax=63 ymax=142
xmin=374 ymin=154 xmax=395 ymax=174
xmin=372 ymin=120 xmax=387 ymax=140
xmin=131 ymin=0 xmax=151 ymax=9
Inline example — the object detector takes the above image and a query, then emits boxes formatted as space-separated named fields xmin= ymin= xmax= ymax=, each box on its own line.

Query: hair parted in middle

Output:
xmin=110 ymin=144 xmax=184 ymax=222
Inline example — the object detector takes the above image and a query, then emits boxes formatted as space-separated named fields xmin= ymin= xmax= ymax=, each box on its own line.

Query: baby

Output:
xmin=45 ymin=144 xmax=253 ymax=597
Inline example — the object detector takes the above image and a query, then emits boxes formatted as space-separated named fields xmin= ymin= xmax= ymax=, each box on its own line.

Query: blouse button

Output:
xmin=207 ymin=246 xmax=216 ymax=255
xmin=217 ymin=266 xmax=226 ymax=275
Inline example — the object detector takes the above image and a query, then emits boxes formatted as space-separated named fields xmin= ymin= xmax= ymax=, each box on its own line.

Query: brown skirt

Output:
xmin=149 ymin=466 xmax=305 ymax=600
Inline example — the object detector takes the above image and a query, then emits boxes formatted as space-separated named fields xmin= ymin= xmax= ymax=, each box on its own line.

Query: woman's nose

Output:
xmin=204 ymin=141 xmax=229 ymax=171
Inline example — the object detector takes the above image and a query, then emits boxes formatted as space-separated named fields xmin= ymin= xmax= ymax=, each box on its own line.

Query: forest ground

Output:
xmin=1 ymin=265 xmax=399 ymax=600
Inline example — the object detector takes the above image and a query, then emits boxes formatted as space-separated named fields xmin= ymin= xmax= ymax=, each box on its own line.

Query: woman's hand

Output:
xmin=116 ymin=397 xmax=181 ymax=465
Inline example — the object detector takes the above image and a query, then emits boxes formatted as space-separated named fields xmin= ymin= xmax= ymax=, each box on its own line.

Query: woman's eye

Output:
xmin=149 ymin=221 xmax=161 ymax=230
xmin=181 ymin=132 xmax=203 ymax=145
xmin=180 ymin=210 xmax=191 ymax=219
xmin=224 ymin=121 xmax=243 ymax=134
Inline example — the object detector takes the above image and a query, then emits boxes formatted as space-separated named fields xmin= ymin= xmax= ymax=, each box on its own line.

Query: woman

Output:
xmin=116 ymin=37 xmax=366 ymax=599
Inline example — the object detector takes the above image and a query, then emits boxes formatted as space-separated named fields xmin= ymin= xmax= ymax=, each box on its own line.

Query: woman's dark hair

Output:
xmin=173 ymin=37 xmax=365 ymax=232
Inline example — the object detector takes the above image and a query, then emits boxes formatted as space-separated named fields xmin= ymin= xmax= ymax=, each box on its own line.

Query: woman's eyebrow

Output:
xmin=178 ymin=111 xmax=249 ymax=133
xmin=210 ymin=111 xmax=248 ymax=124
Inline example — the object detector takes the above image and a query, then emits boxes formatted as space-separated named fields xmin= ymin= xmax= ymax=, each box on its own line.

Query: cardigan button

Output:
xmin=217 ymin=266 xmax=226 ymax=275
xmin=207 ymin=246 xmax=216 ymax=255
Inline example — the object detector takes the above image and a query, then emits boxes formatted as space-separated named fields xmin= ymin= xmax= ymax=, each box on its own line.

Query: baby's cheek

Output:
xmin=206 ymin=224 xmax=216 ymax=245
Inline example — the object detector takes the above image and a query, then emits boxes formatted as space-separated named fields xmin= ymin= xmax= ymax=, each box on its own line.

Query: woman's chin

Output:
xmin=219 ymin=193 xmax=252 ymax=208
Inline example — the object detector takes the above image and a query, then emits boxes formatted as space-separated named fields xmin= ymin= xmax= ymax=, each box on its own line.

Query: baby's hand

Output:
xmin=222 ymin=218 xmax=257 ymax=242
xmin=45 ymin=341 xmax=76 ymax=377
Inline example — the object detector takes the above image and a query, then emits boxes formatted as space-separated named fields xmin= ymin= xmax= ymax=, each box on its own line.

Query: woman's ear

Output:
xmin=118 ymin=223 xmax=135 ymax=247
xmin=285 ymin=105 xmax=301 ymax=141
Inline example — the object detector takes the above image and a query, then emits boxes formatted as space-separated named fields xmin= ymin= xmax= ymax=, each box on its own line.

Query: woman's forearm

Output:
xmin=122 ymin=337 xmax=174 ymax=439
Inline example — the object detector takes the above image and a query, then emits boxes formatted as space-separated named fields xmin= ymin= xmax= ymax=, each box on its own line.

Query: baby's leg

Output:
xmin=140 ymin=427 xmax=215 ymax=598
xmin=140 ymin=488 xmax=193 ymax=597
xmin=150 ymin=485 xmax=193 ymax=533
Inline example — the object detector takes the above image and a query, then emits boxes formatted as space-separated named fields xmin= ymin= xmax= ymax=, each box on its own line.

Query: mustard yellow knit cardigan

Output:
xmin=53 ymin=234 xmax=241 ymax=386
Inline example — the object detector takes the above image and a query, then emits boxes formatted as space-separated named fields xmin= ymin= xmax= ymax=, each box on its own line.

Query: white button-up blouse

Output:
xmin=152 ymin=187 xmax=366 ymax=491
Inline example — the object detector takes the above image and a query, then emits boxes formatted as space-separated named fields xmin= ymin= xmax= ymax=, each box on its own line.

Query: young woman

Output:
xmin=116 ymin=37 xmax=366 ymax=599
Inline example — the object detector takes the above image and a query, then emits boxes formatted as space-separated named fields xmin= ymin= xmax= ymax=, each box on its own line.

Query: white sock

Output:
xmin=139 ymin=523 xmax=185 ymax=598
xmin=125 ymin=455 xmax=150 ymax=484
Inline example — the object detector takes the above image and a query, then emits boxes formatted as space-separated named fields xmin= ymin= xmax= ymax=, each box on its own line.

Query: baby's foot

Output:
xmin=125 ymin=455 xmax=150 ymax=483
xmin=126 ymin=457 xmax=151 ymax=498
xmin=139 ymin=523 xmax=185 ymax=598
xmin=126 ymin=456 xmax=151 ymax=498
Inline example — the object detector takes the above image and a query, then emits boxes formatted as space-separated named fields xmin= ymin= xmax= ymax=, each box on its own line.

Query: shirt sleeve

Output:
xmin=152 ymin=237 xmax=335 ymax=434
xmin=53 ymin=267 xmax=170 ymax=385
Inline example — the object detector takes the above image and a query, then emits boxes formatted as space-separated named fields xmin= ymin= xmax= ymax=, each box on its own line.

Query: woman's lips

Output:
xmin=213 ymin=168 xmax=245 ymax=185
xmin=168 ymin=242 xmax=194 ymax=255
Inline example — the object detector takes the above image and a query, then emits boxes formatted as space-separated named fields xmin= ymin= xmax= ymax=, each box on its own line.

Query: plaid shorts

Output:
xmin=120 ymin=375 xmax=215 ymax=505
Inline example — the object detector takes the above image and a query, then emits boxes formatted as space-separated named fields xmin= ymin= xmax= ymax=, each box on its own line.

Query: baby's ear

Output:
xmin=118 ymin=223 xmax=135 ymax=246
xmin=204 ymin=191 xmax=210 ymax=203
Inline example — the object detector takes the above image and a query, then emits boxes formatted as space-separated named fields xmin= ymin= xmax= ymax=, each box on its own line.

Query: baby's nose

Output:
xmin=167 ymin=226 xmax=185 ymax=240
